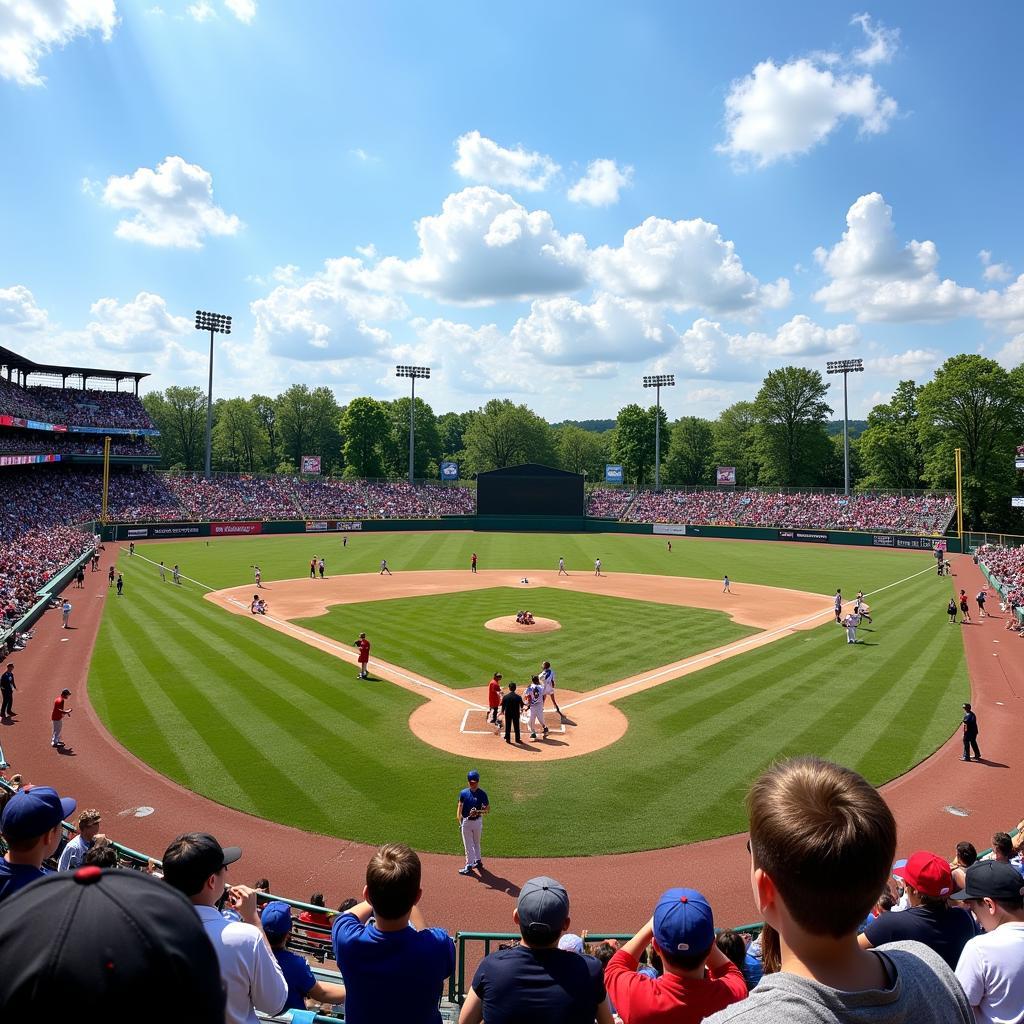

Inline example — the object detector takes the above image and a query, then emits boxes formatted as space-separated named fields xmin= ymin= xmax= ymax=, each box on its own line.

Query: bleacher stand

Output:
xmin=586 ymin=487 xmax=635 ymax=518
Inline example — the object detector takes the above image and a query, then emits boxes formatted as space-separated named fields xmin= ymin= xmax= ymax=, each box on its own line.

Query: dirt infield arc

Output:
xmin=205 ymin=569 xmax=832 ymax=761
xmin=2 ymin=554 xmax=1020 ymax=935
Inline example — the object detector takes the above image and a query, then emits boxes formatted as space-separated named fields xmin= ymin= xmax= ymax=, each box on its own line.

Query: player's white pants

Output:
xmin=461 ymin=817 xmax=482 ymax=867
xmin=846 ymin=626 xmax=857 ymax=643
xmin=52 ymin=719 xmax=63 ymax=745
xmin=528 ymin=704 xmax=544 ymax=735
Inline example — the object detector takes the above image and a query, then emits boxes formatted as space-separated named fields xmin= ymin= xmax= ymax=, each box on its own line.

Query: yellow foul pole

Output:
xmin=101 ymin=435 xmax=111 ymax=524
xmin=954 ymin=446 xmax=963 ymax=543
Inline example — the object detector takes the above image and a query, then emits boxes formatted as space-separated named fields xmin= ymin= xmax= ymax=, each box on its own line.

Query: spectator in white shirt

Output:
xmin=162 ymin=832 xmax=287 ymax=1024
xmin=57 ymin=808 xmax=102 ymax=871
xmin=953 ymin=861 xmax=1024 ymax=1024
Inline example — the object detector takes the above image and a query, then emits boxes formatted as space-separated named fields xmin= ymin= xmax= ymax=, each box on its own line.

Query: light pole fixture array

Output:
xmin=396 ymin=365 xmax=431 ymax=484
xmin=826 ymin=358 xmax=864 ymax=496
xmin=642 ymin=373 xmax=675 ymax=493
xmin=195 ymin=310 xmax=232 ymax=479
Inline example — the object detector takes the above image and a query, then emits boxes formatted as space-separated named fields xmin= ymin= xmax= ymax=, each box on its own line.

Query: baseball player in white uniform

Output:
xmin=844 ymin=611 xmax=861 ymax=644
xmin=594 ymin=558 xmax=602 ymax=577
xmin=540 ymin=660 xmax=561 ymax=716
xmin=525 ymin=676 xmax=546 ymax=740
xmin=558 ymin=557 xmax=568 ymax=576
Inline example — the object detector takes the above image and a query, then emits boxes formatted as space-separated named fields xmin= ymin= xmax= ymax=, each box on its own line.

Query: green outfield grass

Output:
xmin=295 ymin=586 xmax=758 ymax=691
xmin=88 ymin=533 xmax=969 ymax=857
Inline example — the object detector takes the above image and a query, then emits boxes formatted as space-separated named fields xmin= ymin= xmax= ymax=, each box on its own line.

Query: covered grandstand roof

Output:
xmin=0 ymin=345 xmax=149 ymax=387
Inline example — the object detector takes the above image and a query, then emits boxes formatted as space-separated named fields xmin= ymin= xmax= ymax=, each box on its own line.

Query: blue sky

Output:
xmin=1 ymin=1 xmax=1022 ymax=420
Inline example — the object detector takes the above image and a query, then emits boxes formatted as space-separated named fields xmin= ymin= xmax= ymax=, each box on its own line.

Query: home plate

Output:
xmin=460 ymin=708 xmax=566 ymax=736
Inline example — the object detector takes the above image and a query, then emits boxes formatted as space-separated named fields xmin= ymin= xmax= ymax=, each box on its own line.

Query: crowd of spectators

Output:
xmin=977 ymin=543 xmax=1024 ymax=614
xmin=24 ymin=386 xmax=155 ymax=430
xmin=623 ymin=488 xmax=955 ymax=535
xmin=166 ymin=474 xmax=301 ymax=521
xmin=0 ymin=378 xmax=51 ymax=420
xmin=293 ymin=478 xmax=374 ymax=519
xmin=0 ymin=431 xmax=156 ymax=457
xmin=2 ymin=758 xmax=1022 ymax=1022
xmin=586 ymin=487 xmax=636 ymax=518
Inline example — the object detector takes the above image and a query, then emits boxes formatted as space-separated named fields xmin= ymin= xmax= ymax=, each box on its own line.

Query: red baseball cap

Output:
xmin=893 ymin=851 xmax=953 ymax=898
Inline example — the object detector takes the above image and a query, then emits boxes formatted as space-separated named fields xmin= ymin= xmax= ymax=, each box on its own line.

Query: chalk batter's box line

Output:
xmin=460 ymin=708 xmax=566 ymax=736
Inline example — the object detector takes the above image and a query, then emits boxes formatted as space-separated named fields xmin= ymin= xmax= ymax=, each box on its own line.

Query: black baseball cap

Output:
xmin=162 ymin=832 xmax=242 ymax=898
xmin=951 ymin=860 xmax=1024 ymax=902
xmin=0 ymin=867 xmax=225 ymax=1022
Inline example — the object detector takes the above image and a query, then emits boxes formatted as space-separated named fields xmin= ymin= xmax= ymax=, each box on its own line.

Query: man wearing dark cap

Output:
xmin=457 ymin=770 xmax=488 ymax=876
xmin=0 ymin=867 xmax=225 ymax=1023
xmin=859 ymin=851 xmax=977 ymax=969
xmin=953 ymin=860 xmax=1024 ymax=1024
xmin=260 ymin=901 xmax=348 ymax=1011
xmin=459 ymin=876 xmax=613 ymax=1024
xmin=962 ymin=702 xmax=981 ymax=761
xmin=604 ymin=887 xmax=747 ymax=1022
xmin=0 ymin=784 xmax=76 ymax=902
xmin=163 ymin=832 xmax=287 ymax=1024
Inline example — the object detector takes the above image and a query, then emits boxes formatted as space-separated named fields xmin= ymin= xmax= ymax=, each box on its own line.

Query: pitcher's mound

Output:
xmin=485 ymin=616 xmax=561 ymax=634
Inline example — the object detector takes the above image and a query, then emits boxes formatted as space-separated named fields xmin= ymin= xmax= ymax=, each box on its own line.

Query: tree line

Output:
xmin=142 ymin=354 xmax=1024 ymax=529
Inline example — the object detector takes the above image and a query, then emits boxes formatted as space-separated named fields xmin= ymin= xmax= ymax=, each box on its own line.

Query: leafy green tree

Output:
xmin=213 ymin=397 xmax=266 ymax=471
xmin=250 ymin=395 xmax=279 ymax=472
xmin=556 ymin=424 xmax=609 ymax=482
xmin=664 ymin=416 xmax=715 ymax=485
xmin=340 ymin=396 xmax=389 ymax=477
xmin=712 ymin=401 xmax=760 ymax=486
xmin=462 ymin=399 xmax=555 ymax=473
xmin=437 ymin=411 xmax=472 ymax=460
xmin=612 ymin=403 xmax=669 ymax=487
xmin=857 ymin=381 xmax=925 ymax=490
xmin=917 ymin=355 xmax=1024 ymax=528
xmin=143 ymin=386 xmax=206 ymax=470
xmin=276 ymin=385 xmax=342 ymax=473
xmin=382 ymin=398 xmax=441 ymax=478
xmin=754 ymin=367 xmax=833 ymax=485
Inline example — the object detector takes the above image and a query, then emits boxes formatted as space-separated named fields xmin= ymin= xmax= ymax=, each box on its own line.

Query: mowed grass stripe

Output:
xmin=89 ymin=538 xmax=969 ymax=857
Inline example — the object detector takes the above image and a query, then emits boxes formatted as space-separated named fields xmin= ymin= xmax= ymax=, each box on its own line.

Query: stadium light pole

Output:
xmin=395 ymin=365 xmax=430 ymax=484
xmin=195 ymin=310 xmax=232 ymax=479
xmin=642 ymin=374 xmax=675 ymax=492
xmin=826 ymin=358 xmax=864 ymax=496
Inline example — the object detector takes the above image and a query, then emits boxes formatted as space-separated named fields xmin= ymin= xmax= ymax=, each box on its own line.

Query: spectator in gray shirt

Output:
xmin=706 ymin=757 xmax=973 ymax=1024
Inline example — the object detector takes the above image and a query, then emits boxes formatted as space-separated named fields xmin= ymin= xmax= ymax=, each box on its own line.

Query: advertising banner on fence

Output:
xmin=779 ymin=530 xmax=829 ymax=543
xmin=1013 ymin=496 xmax=1024 ymax=508
xmin=440 ymin=461 xmax=459 ymax=480
xmin=716 ymin=466 xmax=736 ymax=486
xmin=300 ymin=455 xmax=321 ymax=474
xmin=653 ymin=523 xmax=688 ymax=535
xmin=0 ymin=453 xmax=61 ymax=466
xmin=605 ymin=464 xmax=624 ymax=483
xmin=210 ymin=521 xmax=263 ymax=536
xmin=305 ymin=521 xmax=364 ymax=532
xmin=126 ymin=528 xmax=150 ymax=539
xmin=148 ymin=524 xmax=202 ymax=538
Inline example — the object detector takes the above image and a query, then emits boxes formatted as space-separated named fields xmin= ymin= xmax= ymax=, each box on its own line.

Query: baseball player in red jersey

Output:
xmin=486 ymin=673 xmax=502 ymax=725
xmin=354 ymin=632 xmax=371 ymax=679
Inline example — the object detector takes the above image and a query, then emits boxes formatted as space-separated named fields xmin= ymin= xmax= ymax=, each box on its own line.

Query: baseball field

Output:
xmin=87 ymin=532 xmax=967 ymax=858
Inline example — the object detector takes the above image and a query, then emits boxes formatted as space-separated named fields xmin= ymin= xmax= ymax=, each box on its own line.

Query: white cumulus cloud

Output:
xmin=452 ymin=131 xmax=560 ymax=192
xmin=850 ymin=13 xmax=900 ymax=66
xmin=186 ymin=1 xmax=215 ymax=22
xmin=866 ymin=349 xmax=942 ymax=373
xmin=979 ymin=249 xmax=1012 ymax=283
xmin=371 ymin=186 xmax=587 ymax=304
xmin=0 ymin=284 xmax=49 ymax=331
xmin=567 ymin=159 xmax=633 ymax=207
xmin=99 ymin=156 xmax=242 ymax=249
xmin=224 ymin=0 xmax=256 ymax=23
xmin=589 ymin=215 xmax=790 ymax=315
xmin=0 ymin=0 xmax=117 ymax=86
xmin=85 ymin=292 xmax=192 ymax=353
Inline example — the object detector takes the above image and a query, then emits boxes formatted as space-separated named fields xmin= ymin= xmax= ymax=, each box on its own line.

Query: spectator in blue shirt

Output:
xmin=261 ymin=901 xmax=347 ymax=1011
xmin=0 ymin=784 xmax=76 ymax=903
xmin=333 ymin=843 xmax=455 ymax=1024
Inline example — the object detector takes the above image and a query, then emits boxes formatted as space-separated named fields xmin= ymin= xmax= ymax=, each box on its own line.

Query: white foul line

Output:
xmin=122 ymin=548 xmax=485 ymax=711
xmin=561 ymin=562 xmax=941 ymax=711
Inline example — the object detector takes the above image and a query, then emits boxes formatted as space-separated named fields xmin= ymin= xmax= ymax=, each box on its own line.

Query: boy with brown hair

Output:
xmin=707 ymin=757 xmax=973 ymax=1023
xmin=332 ymin=843 xmax=455 ymax=1024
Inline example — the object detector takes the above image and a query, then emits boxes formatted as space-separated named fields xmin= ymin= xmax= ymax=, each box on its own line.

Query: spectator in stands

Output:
xmin=0 ymin=784 xmax=76 ymax=902
xmin=253 ymin=876 xmax=271 ymax=893
xmin=953 ymin=861 xmax=1024 ymax=1024
xmin=991 ymin=832 xmax=1024 ymax=876
xmin=162 ymin=832 xmax=287 ymax=1024
xmin=858 ymin=851 xmax=977 ymax=969
xmin=459 ymin=875 xmax=613 ymax=1024
xmin=298 ymin=890 xmax=333 ymax=929
xmin=952 ymin=842 xmax=978 ymax=892
xmin=333 ymin=842 xmax=455 ymax=1024
xmin=57 ymin=807 xmax=102 ymax=870
xmin=716 ymin=930 xmax=763 ymax=991
xmin=0 ymin=865 xmax=225 ymax=1023
xmin=604 ymin=887 xmax=747 ymax=1022
xmin=261 ymin=900 xmax=348 ymax=1011
xmin=705 ymin=757 xmax=973 ymax=1023
xmin=82 ymin=836 xmax=118 ymax=868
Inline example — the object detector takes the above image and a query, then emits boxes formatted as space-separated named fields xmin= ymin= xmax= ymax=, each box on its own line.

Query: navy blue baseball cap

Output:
xmin=654 ymin=887 xmax=715 ymax=955
xmin=261 ymin=900 xmax=294 ymax=937
xmin=1 ymin=785 xmax=76 ymax=841
xmin=467 ymin=770 xmax=480 ymax=782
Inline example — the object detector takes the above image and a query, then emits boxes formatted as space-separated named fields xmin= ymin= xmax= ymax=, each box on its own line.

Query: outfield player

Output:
xmin=318 ymin=557 xmax=325 ymax=579
xmin=844 ymin=611 xmax=860 ymax=644
xmin=129 ymin=541 xmax=135 ymax=557
xmin=159 ymin=561 xmax=166 ymax=582
xmin=834 ymin=589 xmax=843 ymax=623
xmin=380 ymin=559 xmax=392 ymax=576
xmin=594 ymin=557 xmax=602 ymax=577
xmin=855 ymin=591 xmax=872 ymax=623
xmin=456 ymin=770 xmax=488 ymax=875
xmin=172 ymin=564 xmax=181 ymax=585
xmin=540 ymin=660 xmax=561 ymax=716
xmin=723 ymin=575 xmax=732 ymax=594
xmin=310 ymin=557 xmax=317 ymax=579
xmin=253 ymin=565 xmax=262 ymax=588
xmin=558 ymin=557 xmax=568 ymax=576
xmin=471 ymin=552 xmax=478 ymax=574
xmin=354 ymin=632 xmax=371 ymax=679
xmin=525 ymin=675 xmax=546 ymax=740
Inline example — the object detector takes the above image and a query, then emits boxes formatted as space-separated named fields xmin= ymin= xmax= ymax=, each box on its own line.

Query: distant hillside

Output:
xmin=827 ymin=419 xmax=868 ymax=439
xmin=554 ymin=419 xmax=616 ymax=433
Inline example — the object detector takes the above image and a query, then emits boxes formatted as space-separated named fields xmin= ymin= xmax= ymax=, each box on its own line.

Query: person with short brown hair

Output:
xmin=332 ymin=843 xmax=455 ymax=1024
xmin=58 ymin=807 xmax=103 ymax=870
xmin=706 ymin=757 xmax=973 ymax=1023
